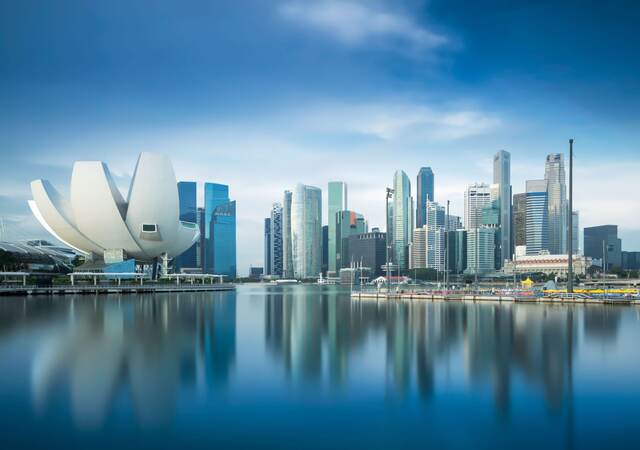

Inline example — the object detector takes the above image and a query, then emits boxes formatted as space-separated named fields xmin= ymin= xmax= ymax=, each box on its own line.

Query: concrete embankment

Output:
xmin=350 ymin=291 xmax=638 ymax=305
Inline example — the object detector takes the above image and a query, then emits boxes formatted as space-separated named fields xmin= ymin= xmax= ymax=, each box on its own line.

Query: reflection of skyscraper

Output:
xmin=198 ymin=294 xmax=237 ymax=386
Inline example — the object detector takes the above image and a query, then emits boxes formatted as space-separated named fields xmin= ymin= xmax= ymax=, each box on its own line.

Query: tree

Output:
xmin=0 ymin=250 xmax=17 ymax=271
xmin=412 ymin=268 xmax=438 ymax=281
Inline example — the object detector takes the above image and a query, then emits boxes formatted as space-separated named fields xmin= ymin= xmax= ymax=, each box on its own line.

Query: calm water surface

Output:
xmin=1 ymin=285 xmax=639 ymax=449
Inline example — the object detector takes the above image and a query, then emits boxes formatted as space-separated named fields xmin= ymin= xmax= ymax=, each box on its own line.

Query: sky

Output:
xmin=1 ymin=0 xmax=639 ymax=274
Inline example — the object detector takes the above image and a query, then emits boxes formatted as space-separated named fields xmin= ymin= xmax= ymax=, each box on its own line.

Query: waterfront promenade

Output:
xmin=0 ymin=283 xmax=235 ymax=296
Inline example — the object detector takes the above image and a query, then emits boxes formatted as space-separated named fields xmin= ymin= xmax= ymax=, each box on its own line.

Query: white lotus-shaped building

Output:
xmin=28 ymin=152 xmax=199 ymax=263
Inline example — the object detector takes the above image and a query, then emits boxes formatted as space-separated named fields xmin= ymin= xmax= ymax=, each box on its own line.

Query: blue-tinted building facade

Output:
xmin=416 ymin=167 xmax=434 ymax=228
xmin=204 ymin=183 xmax=237 ymax=278
xmin=175 ymin=181 xmax=198 ymax=270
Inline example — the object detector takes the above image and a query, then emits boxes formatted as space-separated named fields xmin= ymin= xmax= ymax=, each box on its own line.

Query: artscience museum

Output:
xmin=28 ymin=152 xmax=200 ymax=269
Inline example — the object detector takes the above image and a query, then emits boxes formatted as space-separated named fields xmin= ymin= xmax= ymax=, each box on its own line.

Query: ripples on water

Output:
xmin=0 ymin=285 xmax=639 ymax=449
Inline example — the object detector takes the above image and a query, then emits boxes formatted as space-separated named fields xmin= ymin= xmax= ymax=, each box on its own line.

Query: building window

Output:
xmin=142 ymin=224 xmax=157 ymax=232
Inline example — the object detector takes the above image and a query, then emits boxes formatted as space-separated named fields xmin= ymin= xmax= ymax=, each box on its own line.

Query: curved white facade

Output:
xmin=29 ymin=152 xmax=199 ymax=262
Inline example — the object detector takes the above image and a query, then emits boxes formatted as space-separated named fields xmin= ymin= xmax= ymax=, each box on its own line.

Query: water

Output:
xmin=1 ymin=285 xmax=639 ymax=449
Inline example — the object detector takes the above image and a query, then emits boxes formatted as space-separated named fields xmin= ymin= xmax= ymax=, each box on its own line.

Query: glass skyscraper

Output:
xmin=393 ymin=170 xmax=413 ymax=272
xmin=264 ymin=217 xmax=271 ymax=275
xmin=327 ymin=181 xmax=347 ymax=275
xmin=174 ymin=181 xmax=197 ymax=270
xmin=282 ymin=190 xmax=293 ymax=278
xmin=270 ymin=202 xmax=283 ymax=276
xmin=545 ymin=153 xmax=567 ymax=255
xmin=291 ymin=183 xmax=322 ymax=278
xmin=335 ymin=210 xmax=367 ymax=270
xmin=416 ymin=167 xmax=434 ymax=228
xmin=493 ymin=150 xmax=511 ymax=266
xmin=525 ymin=179 xmax=549 ymax=255
xmin=204 ymin=182 xmax=236 ymax=278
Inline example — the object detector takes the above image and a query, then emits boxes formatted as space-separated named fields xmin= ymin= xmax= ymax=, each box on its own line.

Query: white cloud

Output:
xmin=278 ymin=0 xmax=447 ymax=53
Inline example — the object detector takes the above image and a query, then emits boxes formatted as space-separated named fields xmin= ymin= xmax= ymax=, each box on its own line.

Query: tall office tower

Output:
xmin=174 ymin=181 xmax=198 ymax=271
xmin=291 ymin=183 xmax=322 ymax=278
xmin=411 ymin=227 xmax=426 ymax=269
xmin=196 ymin=207 xmax=205 ymax=269
xmin=493 ymin=150 xmax=512 ymax=265
xmin=464 ymin=183 xmax=491 ymax=230
xmin=584 ymin=225 xmax=622 ymax=270
xmin=446 ymin=229 xmax=467 ymax=274
xmin=393 ymin=170 xmax=412 ymax=272
xmin=425 ymin=200 xmax=446 ymax=270
xmin=282 ymin=190 xmax=293 ymax=278
xmin=416 ymin=167 xmax=434 ymax=228
xmin=571 ymin=210 xmax=580 ymax=255
xmin=481 ymin=197 xmax=501 ymax=270
xmin=270 ymin=202 xmax=283 ymax=276
xmin=204 ymin=182 xmax=237 ymax=278
xmin=545 ymin=153 xmax=567 ymax=254
xmin=327 ymin=181 xmax=347 ymax=275
xmin=525 ymin=180 xmax=549 ymax=256
xmin=446 ymin=214 xmax=462 ymax=231
xmin=335 ymin=210 xmax=367 ymax=270
xmin=264 ymin=217 xmax=272 ymax=275
xmin=465 ymin=228 xmax=496 ymax=274
xmin=513 ymin=193 xmax=527 ymax=248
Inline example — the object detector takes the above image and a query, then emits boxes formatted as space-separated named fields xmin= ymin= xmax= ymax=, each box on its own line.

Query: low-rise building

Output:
xmin=503 ymin=252 xmax=591 ymax=276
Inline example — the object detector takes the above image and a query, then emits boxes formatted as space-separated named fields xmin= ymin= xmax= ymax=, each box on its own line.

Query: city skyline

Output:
xmin=1 ymin=1 xmax=639 ymax=275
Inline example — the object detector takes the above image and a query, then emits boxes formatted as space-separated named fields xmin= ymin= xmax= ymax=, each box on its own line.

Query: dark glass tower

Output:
xmin=174 ymin=181 xmax=197 ymax=270
xmin=416 ymin=167 xmax=434 ymax=228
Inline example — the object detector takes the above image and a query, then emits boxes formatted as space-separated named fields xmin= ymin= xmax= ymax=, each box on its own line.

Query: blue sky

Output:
xmin=1 ymin=0 xmax=639 ymax=274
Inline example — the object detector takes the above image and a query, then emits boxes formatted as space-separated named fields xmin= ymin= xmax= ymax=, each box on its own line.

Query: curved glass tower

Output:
xmin=393 ymin=170 xmax=412 ymax=272
xmin=291 ymin=183 xmax=322 ymax=278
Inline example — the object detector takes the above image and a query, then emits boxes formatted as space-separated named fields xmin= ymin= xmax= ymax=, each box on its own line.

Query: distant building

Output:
xmin=571 ymin=210 xmax=580 ymax=255
xmin=493 ymin=150 xmax=512 ymax=265
xmin=345 ymin=231 xmax=386 ymax=277
xmin=291 ymin=183 xmax=322 ymax=278
xmin=513 ymin=193 xmax=527 ymax=249
xmin=525 ymin=179 xmax=549 ymax=256
xmin=545 ymin=153 xmax=567 ymax=255
xmin=446 ymin=229 xmax=467 ymax=274
xmin=249 ymin=266 xmax=263 ymax=280
xmin=465 ymin=228 xmax=495 ymax=275
xmin=464 ymin=183 xmax=491 ymax=230
xmin=503 ymin=253 xmax=590 ymax=276
xmin=264 ymin=217 xmax=271 ymax=275
xmin=174 ymin=181 xmax=198 ymax=270
xmin=622 ymin=251 xmax=640 ymax=270
xmin=584 ymin=225 xmax=622 ymax=270
xmin=196 ymin=207 xmax=205 ymax=269
xmin=282 ymin=190 xmax=293 ymax=278
xmin=335 ymin=210 xmax=367 ymax=270
xmin=446 ymin=214 xmax=462 ymax=231
xmin=269 ymin=203 xmax=283 ymax=276
xmin=327 ymin=181 xmax=347 ymax=275
xmin=416 ymin=167 xmax=434 ymax=228
xmin=322 ymin=225 xmax=328 ymax=276
xmin=393 ymin=170 xmax=413 ymax=272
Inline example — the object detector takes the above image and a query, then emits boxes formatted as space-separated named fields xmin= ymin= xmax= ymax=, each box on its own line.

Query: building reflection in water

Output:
xmin=264 ymin=288 xmax=623 ymax=415
xmin=28 ymin=291 xmax=236 ymax=429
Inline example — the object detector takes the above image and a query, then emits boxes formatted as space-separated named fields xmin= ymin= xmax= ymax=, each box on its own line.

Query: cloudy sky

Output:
xmin=1 ymin=0 xmax=639 ymax=274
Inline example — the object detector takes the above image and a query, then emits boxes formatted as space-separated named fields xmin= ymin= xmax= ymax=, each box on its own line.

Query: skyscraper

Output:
xmin=571 ymin=210 xmax=580 ymax=255
xmin=416 ymin=167 xmax=434 ymax=228
xmin=425 ymin=200 xmax=446 ymax=270
xmin=513 ymin=193 xmax=527 ymax=248
xmin=446 ymin=229 xmax=467 ymax=274
xmin=493 ymin=150 xmax=512 ymax=265
xmin=545 ymin=153 xmax=567 ymax=254
xmin=174 ymin=181 xmax=197 ymax=270
xmin=464 ymin=183 xmax=491 ymax=230
xmin=345 ymin=231 xmax=386 ymax=277
xmin=270 ymin=202 xmax=283 ymax=276
xmin=291 ymin=183 xmax=322 ymax=278
xmin=204 ymin=182 xmax=236 ymax=278
xmin=525 ymin=179 xmax=549 ymax=255
xmin=327 ymin=181 xmax=347 ymax=275
xmin=393 ymin=170 xmax=412 ymax=272
xmin=264 ymin=217 xmax=272 ymax=275
xmin=465 ymin=228 xmax=495 ymax=275
xmin=282 ymin=190 xmax=293 ymax=278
